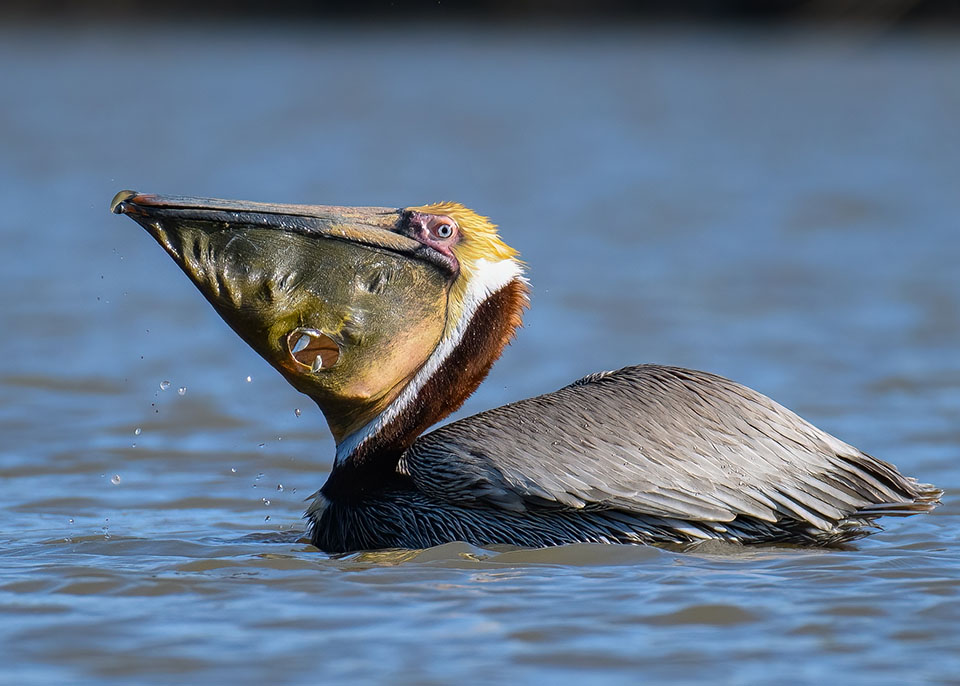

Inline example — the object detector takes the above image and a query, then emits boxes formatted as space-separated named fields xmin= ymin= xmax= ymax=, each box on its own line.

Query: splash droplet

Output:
xmin=68 ymin=518 xmax=74 ymax=524
xmin=134 ymin=427 xmax=141 ymax=436
xmin=276 ymin=484 xmax=283 ymax=492
xmin=294 ymin=408 xmax=301 ymax=418
xmin=264 ymin=515 xmax=271 ymax=521
xmin=159 ymin=380 xmax=171 ymax=391
xmin=245 ymin=375 xmax=252 ymax=383
xmin=230 ymin=467 xmax=237 ymax=474
xmin=261 ymin=498 xmax=271 ymax=506
xmin=177 ymin=386 xmax=187 ymax=396
xmin=111 ymin=474 xmax=121 ymax=485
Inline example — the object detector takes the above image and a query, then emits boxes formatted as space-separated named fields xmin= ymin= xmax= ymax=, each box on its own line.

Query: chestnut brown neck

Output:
xmin=321 ymin=279 xmax=527 ymax=501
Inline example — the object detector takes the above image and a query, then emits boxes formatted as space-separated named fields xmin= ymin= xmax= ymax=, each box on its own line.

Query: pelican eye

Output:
xmin=423 ymin=215 xmax=457 ymax=241
xmin=287 ymin=328 xmax=341 ymax=372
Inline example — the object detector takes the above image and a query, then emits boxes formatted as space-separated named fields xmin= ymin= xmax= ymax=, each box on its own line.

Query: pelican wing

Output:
xmin=405 ymin=365 xmax=939 ymax=533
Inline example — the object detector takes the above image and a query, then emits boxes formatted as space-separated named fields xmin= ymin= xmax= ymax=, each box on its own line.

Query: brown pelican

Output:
xmin=111 ymin=190 xmax=942 ymax=553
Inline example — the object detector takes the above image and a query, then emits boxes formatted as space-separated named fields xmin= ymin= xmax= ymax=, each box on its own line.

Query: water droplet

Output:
xmin=256 ymin=473 xmax=263 ymax=480
xmin=68 ymin=518 xmax=74 ymax=524
xmin=291 ymin=488 xmax=296 ymax=494
xmin=177 ymin=386 xmax=187 ymax=396
xmin=245 ymin=375 xmax=252 ymax=383
xmin=159 ymin=380 xmax=171 ymax=391
xmin=230 ymin=467 xmax=237 ymax=473
xmin=264 ymin=515 xmax=271 ymax=521
xmin=111 ymin=474 xmax=121 ymax=485
xmin=294 ymin=408 xmax=301 ymax=417
xmin=258 ymin=443 xmax=265 ymax=448
xmin=262 ymin=498 xmax=271 ymax=506
xmin=134 ymin=427 xmax=142 ymax=436
xmin=276 ymin=484 xmax=283 ymax=492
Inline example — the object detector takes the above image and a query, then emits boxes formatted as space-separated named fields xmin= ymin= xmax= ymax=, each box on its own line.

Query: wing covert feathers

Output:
xmin=406 ymin=365 xmax=941 ymax=545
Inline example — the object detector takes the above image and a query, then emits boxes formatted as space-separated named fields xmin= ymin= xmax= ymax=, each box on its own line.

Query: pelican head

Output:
xmin=111 ymin=191 xmax=527 ymax=464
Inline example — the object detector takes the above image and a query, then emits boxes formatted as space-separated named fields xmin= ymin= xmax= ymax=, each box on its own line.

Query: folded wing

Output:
xmin=405 ymin=365 xmax=940 ymax=540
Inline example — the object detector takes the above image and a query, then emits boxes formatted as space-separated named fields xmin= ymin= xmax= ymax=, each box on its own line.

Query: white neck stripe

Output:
xmin=334 ymin=257 xmax=525 ymax=463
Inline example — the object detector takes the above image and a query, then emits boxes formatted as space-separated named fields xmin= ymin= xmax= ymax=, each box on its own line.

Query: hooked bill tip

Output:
xmin=110 ymin=189 xmax=139 ymax=214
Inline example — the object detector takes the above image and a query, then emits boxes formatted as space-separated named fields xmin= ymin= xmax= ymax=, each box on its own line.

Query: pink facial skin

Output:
xmin=406 ymin=212 xmax=461 ymax=271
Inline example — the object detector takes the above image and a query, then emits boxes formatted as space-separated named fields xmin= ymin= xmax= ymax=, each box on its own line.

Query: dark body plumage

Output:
xmin=310 ymin=365 xmax=941 ymax=552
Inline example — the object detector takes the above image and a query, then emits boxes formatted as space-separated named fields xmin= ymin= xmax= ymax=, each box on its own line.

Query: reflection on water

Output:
xmin=1 ymin=21 xmax=959 ymax=686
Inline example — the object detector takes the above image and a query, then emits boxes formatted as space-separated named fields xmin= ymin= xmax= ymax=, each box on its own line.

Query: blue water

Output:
xmin=0 ymin=22 xmax=958 ymax=685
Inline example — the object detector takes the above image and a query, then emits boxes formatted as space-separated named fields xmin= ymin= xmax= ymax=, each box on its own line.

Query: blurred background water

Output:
xmin=1 ymin=5 xmax=959 ymax=685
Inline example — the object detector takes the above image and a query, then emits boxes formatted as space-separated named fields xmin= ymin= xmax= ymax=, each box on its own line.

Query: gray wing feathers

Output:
xmin=407 ymin=365 xmax=939 ymax=535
